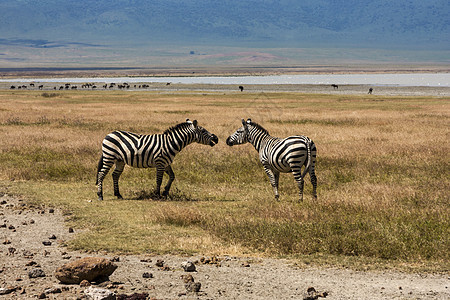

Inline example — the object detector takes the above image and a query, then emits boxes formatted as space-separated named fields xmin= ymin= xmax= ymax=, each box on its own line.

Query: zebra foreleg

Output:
xmin=112 ymin=161 xmax=125 ymax=199
xmin=263 ymin=165 xmax=280 ymax=200
xmin=162 ymin=165 xmax=175 ymax=197
xmin=96 ymin=156 xmax=114 ymax=201
xmin=154 ymin=166 xmax=166 ymax=197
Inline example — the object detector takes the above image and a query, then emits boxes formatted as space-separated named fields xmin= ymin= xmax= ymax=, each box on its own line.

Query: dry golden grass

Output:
xmin=0 ymin=89 xmax=448 ymax=271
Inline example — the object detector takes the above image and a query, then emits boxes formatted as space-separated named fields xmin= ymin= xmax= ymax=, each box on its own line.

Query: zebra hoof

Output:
xmin=162 ymin=190 xmax=169 ymax=197
xmin=116 ymin=194 xmax=123 ymax=200
xmin=98 ymin=196 xmax=103 ymax=201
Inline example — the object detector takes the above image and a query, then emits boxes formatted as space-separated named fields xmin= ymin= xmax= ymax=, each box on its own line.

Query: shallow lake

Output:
xmin=1 ymin=73 xmax=449 ymax=87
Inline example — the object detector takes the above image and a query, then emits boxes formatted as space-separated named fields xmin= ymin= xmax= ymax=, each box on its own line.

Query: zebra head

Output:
xmin=226 ymin=119 xmax=251 ymax=146
xmin=187 ymin=119 xmax=219 ymax=147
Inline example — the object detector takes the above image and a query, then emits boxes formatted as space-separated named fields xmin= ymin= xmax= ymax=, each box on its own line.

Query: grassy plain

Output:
xmin=0 ymin=89 xmax=448 ymax=271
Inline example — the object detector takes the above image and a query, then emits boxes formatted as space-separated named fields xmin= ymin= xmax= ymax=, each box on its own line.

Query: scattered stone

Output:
xmin=2 ymin=239 xmax=11 ymax=245
xmin=111 ymin=256 xmax=120 ymax=262
xmin=55 ymin=257 xmax=118 ymax=284
xmin=142 ymin=272 xmax=153 ymax=279
xmin=23 ymin=250 xmax=34 ymax=258
xmin=84 ymin=286 xmax=116 ymax=300
xmin=304 ymin=287 xmax=328 ymax=300
xmin=139 ymin=258 xmax=152 ymax=263
xmin=48 ymin=234 xmax=57 ymax=240
xmin=185 ymin=281 xmax=201 ymax=293
xmin=68 ymin=227 xmax=74 ymax=233
xmin=25 ymin=260 xmax=38 ymax=266
xmin=30 ymin=219 xmax=35 ymax=224
xmin=8 ymin=247 xmax=16 ymax=255
xmin=80 ymin=280 xmax=91 ymax=287
xmin=0 ymin=200 xmax=6 ymax=205
xmin=181 ymin=274 xmax=194 ymax=283
xmin=44 ymin=287 xmax=61 ymax=294
xmin=48 ymin=208 xmax=55 ymax=213
xmin=28 ymin=268 xmax=46 ymax=278
xmin=155 ymin=259 xmax=164 ymax=267
xmin=42 ymin=241 xmax=52 ymax=246
xmin=241 ymin=262 xmax=250 ymax=267
xmin=181 ymin=261 xmax=196 ymax=272
xmin=0 ymin=223 xmax=6 ymax=228
xmin=0 ymin=287 xmax=17 ymax=295
xmin=38 ymin=292 xmax=47 ymax=299
xmin=8 ymin=225 xmax=15 ymax=230
xmin=117 ymin=292 xmax=149 ymax=300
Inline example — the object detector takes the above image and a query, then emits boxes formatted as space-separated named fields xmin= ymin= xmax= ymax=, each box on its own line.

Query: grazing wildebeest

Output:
xmin=331 ymin=84 xmax=338 ymax=89
xmin=38 ymin=85 xmax=44 ymax=90
xmin=239 ymin=86 xmax=244 ymax=92
xmin=96 ymin=119 xmax=219 ymax=200
xmin=368 ymin=88 xmax=373 ymax=94
xmin=10 ymin=86 xmax=15 ymax=89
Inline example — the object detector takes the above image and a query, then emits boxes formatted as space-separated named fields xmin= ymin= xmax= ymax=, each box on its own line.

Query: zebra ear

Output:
xmin=247 ymin=119 xmax=252 ymax=124
xmin=193 ymin=120 xmax=198 ymax=128
xmin=241 ymin=119 xmax=246 ymax=126
xmin=186 ymin=118 xmax=191 ymax=123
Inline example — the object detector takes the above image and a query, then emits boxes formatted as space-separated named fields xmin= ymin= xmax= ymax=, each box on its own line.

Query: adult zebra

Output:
xmin=96 ymin=119 xmax=218 ymax=200
xmin=226 ymin=119 xmax=317 ymax=201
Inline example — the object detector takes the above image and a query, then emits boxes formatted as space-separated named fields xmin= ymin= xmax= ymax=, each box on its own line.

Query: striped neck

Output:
xmin=164 ymin=123 xmax=196 ymax=152
xmin=247 ymin=124 xmax=271 ymax=152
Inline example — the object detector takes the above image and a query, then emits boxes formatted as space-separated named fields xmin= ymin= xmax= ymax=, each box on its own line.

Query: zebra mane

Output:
xmin=248 ymin=121 xmax=269 ymax=135
xmin=163 ymin=122 xmax=192 ymax=135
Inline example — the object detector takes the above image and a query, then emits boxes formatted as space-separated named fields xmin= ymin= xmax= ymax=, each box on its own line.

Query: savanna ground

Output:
xmin=0 ymin=85 xmax=449 ymax=299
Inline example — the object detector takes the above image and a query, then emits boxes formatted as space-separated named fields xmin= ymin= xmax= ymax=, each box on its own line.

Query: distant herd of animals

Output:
xmin=96 ymin=119 xmax=316 ymax=202
xmin=9 ymin=83 xmax=374 ymax=94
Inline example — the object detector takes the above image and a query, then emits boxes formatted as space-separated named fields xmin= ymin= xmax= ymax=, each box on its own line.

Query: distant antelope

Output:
xmin=331 ymin=84 xmax=338 ymax=89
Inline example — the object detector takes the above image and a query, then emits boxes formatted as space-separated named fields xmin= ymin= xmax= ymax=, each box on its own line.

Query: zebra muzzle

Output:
xmin=209 ymin=135 xmax=219 ymax=147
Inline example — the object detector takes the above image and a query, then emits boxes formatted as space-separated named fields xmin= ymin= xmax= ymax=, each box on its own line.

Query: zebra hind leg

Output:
xmin=292 ymin=172 xmax=305 ymax=202
xmin=112 ymin=161 xmax=125 ymax=199
xmin=309 ymin=166 xmax=318 ymax=199
xmin=162 ymin=165 xmax=175 ymax=197
xmin=154 ymin=166 xmax=166 ymax=198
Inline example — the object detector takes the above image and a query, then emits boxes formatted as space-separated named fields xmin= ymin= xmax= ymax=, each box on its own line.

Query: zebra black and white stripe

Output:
xmin=226 ymin=119 xmax=317 ymax=201
xmin=96 ymin=119 xmax=218 ymax=200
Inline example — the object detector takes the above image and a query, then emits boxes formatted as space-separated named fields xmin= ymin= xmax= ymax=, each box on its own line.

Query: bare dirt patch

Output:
xmin=1 ymin=194 xmax=448 ymax=299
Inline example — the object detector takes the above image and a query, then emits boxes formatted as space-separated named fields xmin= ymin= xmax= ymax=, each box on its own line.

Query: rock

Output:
xmin=2 ymin=239 xmax=11 ymax=245
xmin=304 ymin=287 xmax=328 ymax=300
xmin=44 ymin=287 xmax=62 ymax=294
xmin=84 ymin=286 xmax=115 ymax=300
xmin=142 ymin=272 xmax=153 ymax=279
xmin=49 ymin=208 xmax=54 ymax=213
xmin=117 ymin=292 xmax=149 ymax=300
xmin=181 ymin=274 xmax=194 ymax=283
xmin=28 ymin=268 xmax=46 ymax=278
xmin=48 ymin=234 xmax=57 ymax=240
xmin=42 ymin=241 xmax=52 ymax=246
xmin=155 ymin=259 xmax=164 ymax=267
xmin=0 ymin=287 xmax=17 ymax=295
xmin=55 ymin=257 xmax=118 ymax=284
xmin=185 ymin=282 xmax=201 ymax=293
xmin=181 ymin=261 xmax=196 ymax=272
xmin=38 ymin=292 xmax=47 ymax=299
xmin=80 ymin=280 xmax=91 ymax=287
xmin=68 ymin=228 xmax=74 ymax=233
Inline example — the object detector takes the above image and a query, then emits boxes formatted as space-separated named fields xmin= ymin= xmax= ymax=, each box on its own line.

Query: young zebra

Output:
xmin=226 ymin=119 xmax=317 ymax=201
xmin=96 ymin=119 xmax=218 ymax=200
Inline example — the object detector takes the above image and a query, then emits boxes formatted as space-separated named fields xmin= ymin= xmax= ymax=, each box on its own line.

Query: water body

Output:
xmin=1 ymin=73 xmax=449 ymax=87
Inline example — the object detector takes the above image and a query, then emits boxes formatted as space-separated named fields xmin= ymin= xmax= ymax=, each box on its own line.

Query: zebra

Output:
xmin=226 ymin=119 xmax=317 ymax=201
xmin=96 ymin=119 xmax=219 ymax=200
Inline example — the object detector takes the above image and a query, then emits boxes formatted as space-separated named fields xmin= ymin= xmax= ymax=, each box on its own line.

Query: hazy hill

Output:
xmin=0 ymin=0 xmax=449 ymax=67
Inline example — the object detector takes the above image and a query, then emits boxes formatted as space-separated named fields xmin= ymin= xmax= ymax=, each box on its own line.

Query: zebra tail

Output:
xmin=96 ymin=155 xmax=103 ymax=185
xmin=300 ymin=139 xmax=312 ymax=180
